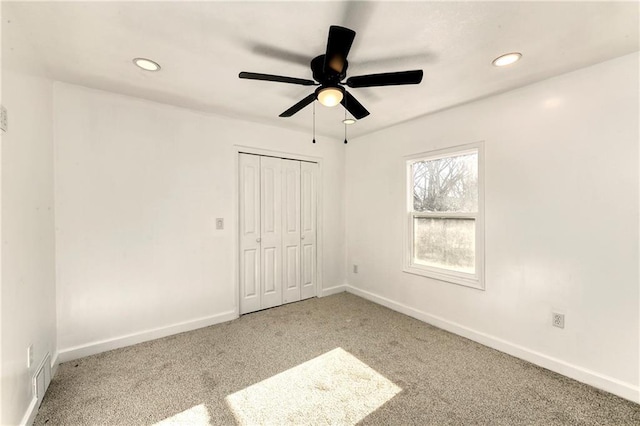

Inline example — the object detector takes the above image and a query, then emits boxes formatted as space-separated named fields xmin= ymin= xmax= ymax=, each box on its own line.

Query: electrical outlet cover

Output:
xmin=552 ymin=313 xmax=565 ymax=329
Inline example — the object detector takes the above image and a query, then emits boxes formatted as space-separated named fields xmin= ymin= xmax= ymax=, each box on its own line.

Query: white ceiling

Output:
xmin=3 ymin=1 xmax=639 ymax=140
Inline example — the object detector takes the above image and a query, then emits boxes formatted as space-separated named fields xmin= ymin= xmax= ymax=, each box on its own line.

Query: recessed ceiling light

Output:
xmin=342 ymin=118 xmax=356 ymax=125
xmin=492 ymin=52 xmax=522 ymax=67
xmin=133 ymin=57 xmax=161 ymax=71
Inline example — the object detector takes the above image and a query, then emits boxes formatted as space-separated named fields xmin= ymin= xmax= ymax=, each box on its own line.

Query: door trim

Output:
xmin=233 ymin=145 xmax=323 ymax=315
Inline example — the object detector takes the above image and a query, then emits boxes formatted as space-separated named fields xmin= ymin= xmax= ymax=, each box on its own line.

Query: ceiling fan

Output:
xmin=239 ymin=25 xmax=423 ymax=120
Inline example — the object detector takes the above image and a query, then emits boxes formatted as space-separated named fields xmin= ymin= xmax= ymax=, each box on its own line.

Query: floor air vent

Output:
xmin=33 ymin=353 xmax=52 ymax=407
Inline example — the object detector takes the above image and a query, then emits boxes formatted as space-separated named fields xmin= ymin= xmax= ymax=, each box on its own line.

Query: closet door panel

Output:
xmin=282 ymin=159 xmax=301 ymax=304
xmin=239 ymin=154 xmax=261 ymax=314
xmin=260 ymin=156 xmax=283 ymax=309
xmin=300 ymin=161 xmax=317 ymax=300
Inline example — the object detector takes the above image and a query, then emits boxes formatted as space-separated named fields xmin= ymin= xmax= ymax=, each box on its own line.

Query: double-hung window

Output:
xmin=404 ymin=142 xmax=484 ymax=289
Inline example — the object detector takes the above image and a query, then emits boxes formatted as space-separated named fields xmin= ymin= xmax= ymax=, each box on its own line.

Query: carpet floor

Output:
xmin=35 ymin=293 xmax=639 ymax=425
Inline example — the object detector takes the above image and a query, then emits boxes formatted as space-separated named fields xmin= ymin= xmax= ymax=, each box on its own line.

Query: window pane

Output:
xmin=413 ymin=217 xmax=475 ymax=274
xmin=412 ymin=152 xmax=478 ymax=212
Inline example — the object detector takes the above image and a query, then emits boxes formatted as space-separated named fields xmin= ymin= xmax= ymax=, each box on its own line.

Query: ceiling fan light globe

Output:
xmin=317 ymin=87 xmax=343 ymax=107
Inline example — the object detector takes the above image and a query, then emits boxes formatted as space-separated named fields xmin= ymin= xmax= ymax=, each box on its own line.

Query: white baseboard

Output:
xmin=51 ymin=352 xmax=59 ymax=378
xmin=345 ymin=285 xmax=639 ymax=404
xmin=58 ymin=310 xmax=238 ymax=363
xmin=19 ymin=397 xmax=38 ymax=426
xmin=320 ymin=285 xmax=346 ymax=297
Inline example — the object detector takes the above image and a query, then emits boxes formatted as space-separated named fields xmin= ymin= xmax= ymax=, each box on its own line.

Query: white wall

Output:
xmin=1 ymin=34 xmax=57 ymax=426
xmin=54 ymin=83 xmax=346 ymax=360
xmin=1 ymin=10 xmax=4 ymax=425
xmin=345 ymin=53 xmax=639 ymax=402
xmin=1 ymin=10 xmax=4 ymax=424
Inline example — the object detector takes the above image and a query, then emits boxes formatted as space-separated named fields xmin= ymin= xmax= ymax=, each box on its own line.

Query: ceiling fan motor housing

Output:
xmin=311 ymin=54 xmax=347 ymax=86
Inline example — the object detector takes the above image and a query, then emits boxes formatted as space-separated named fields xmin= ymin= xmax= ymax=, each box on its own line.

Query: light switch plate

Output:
xmin=27 ymin=344 xmax=33 ymax=368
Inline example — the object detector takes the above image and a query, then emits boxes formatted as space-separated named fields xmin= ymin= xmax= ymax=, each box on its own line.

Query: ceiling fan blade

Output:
xmin=239 ymin=72 xmax=316 ymax=86
xmin=346 ymin=70 xmax=423 ymax=88
xmin=324 ymin=25 xmax=356 ymax=74
xmin=341 ymin=91 xmax=370 ymax=120
xmin=279 ymin=93 xmax=316 ymax=117
xmin=248 ymin=42 xmax=310 ymax=67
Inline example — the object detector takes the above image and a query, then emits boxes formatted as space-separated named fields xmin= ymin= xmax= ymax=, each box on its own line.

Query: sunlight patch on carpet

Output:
xmin=153 ymin=403 xmax=211 ymax=426
xmin=225 ymin=347 xmax=401 ymax=425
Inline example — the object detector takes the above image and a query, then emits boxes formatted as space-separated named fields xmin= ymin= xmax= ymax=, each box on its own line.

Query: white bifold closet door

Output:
xmin=259 ymin=156 xmax=283 ymax=310
xmin=282 ymin=159 xmax=302 ymax=304
xmin=239 ymin=153 xmax=317 ymax=315
xmin=239 ymin=154 xmax=262 ymax=314
xmin=300 ymin=161 xmax=317 ymax=300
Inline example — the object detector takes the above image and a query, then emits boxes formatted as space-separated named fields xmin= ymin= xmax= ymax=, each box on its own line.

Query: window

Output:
xmin=404 ymin=143 xmax=484 ymax=289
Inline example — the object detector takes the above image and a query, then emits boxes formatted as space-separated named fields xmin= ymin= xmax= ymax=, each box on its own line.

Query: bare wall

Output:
xmin=1 ymin=47 xmax=56 ymax=426
xmin=53 ymin=83 xmax=346 ymax=359
xmin=345 ymin=53 xmax=639 ymax=402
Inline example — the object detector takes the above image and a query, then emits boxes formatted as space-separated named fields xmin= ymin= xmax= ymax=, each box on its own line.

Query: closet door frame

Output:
xmin=233 ymin=146 xmax=323 ymax=316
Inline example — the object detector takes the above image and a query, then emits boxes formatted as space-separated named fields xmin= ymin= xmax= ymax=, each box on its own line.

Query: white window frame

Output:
xmin=403 ymin=142 xmax=485 ymax=290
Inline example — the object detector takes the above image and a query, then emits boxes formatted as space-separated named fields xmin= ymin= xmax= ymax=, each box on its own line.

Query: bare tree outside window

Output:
xmin=410 ymin=152 xmax=478 ymax=274
xmin=412 ymin=153 xmax=478 ymax=213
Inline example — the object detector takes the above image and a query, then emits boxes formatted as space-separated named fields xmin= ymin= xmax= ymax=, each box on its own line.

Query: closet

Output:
xmin=239 ymin=153 xmax=317 ymax=315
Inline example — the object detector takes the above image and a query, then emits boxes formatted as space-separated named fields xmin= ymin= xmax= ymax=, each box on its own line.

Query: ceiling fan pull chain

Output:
xmin=312 ymin=101 xmax=316 ymax=144
xmin=344 ymin=97 xmax=348 ymax=144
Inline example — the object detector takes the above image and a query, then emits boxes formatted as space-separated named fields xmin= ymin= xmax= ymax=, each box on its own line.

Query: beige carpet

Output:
xmin=35 ymin=293 xmax=639 ymax=425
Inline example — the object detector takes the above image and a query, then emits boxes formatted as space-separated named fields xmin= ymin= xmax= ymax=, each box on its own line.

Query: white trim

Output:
xmin=58 ymin=310 xmax=237 ymax=363
xmin=316 ymin=160 xmax=324 ymax=302
xmin=234 ymin=145 xmax=322 ymax=164
xmin=345 ymin=285 xmax=639 ymax=403
xmin=320 ymin=285 xmax=346 ymax=297
xmin=404 ymin=145 xmax=480 ymax=163
xmin=403 ymin=264 xmax=481 ymax=289
xmin=234 ymin=145 xmax=324 ymax=313
xmin=51 ymin=352 xmax=59 ymax=379
xmin=19 ymin=397 xmax=38 ymax=426
xmin=233 ymin=148 xmax=240 ymax=317
xmin=19 ymin=354 xmax=57 ymax=426
xmin=403 ymin=141 xmax=485 ymax=290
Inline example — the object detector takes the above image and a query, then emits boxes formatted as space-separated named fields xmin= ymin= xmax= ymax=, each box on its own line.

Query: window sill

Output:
xmin=402 ymin=266 xmax=484 ymax=290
